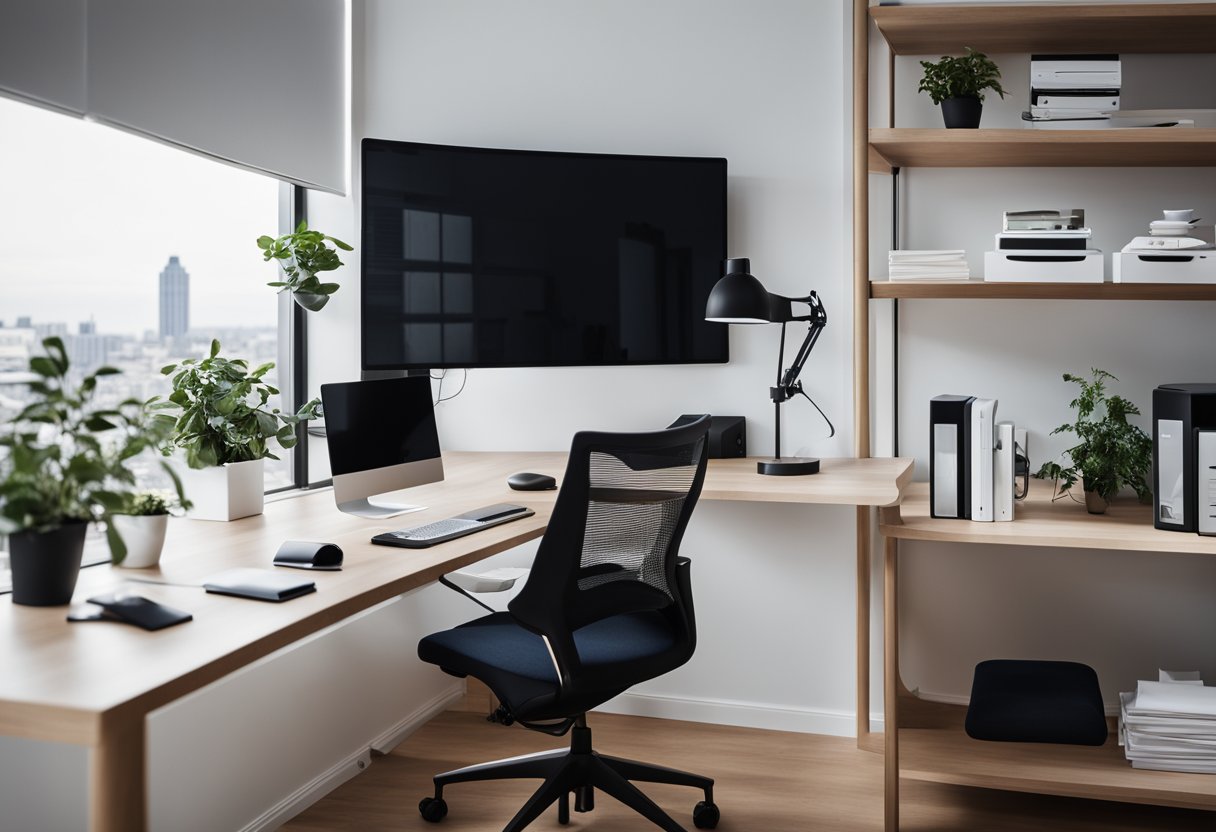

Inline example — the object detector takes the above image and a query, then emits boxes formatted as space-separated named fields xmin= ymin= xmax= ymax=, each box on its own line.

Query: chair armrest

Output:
xmin=446 ymin=567 xmax=529 ymax=594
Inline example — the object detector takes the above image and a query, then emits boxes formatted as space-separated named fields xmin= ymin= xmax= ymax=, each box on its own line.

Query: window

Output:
xmin=0 ymin=96 xmax=294 ymax=491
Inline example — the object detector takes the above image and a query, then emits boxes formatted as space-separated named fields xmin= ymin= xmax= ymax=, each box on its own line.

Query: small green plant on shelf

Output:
xmin=1035 ymin=369 xmax=1153 ymax=515
xmin=257 ymin=220 xmax=354 ymax=312
xmin=917 ymin=47 xmax=1005 ymax=128
xmin=155 ymin=339 xmax=321 ymax=469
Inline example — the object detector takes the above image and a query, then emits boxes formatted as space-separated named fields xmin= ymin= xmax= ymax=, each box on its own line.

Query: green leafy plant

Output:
xmin=0 ymin=337 xmax=185 ymax=562
xmin=156 ymin=339 xmax=320 ymax=469
xmin=257 ymin=220 xmax=353 ymax=312
xmin=1035 ymin=369 xmax=1153 ymax=503
xmin=918 ymin=47 xmax=1006 ymax=105
xmin=124 ymin=489 xmax=179 ymax=516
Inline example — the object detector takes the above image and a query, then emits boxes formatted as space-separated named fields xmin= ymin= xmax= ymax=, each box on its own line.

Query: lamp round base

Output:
xmin=756 ymin=457 xmax=820 ymax=476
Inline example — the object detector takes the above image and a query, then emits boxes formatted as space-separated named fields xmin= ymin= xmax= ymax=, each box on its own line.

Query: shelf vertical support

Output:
xmin=853 ymin=0 xmax=874 ymax=749
xmin=884 ymin=534 xmax=900 ymax=832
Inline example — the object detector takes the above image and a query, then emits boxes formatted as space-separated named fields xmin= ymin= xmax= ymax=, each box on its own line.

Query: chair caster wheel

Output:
xmin=693 ymin=800 xmax=720 ymax=829
xmin=419 ymin=796 xmax=448 ymax=823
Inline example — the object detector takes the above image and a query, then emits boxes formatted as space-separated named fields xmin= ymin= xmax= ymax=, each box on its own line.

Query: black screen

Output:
xmin=360 ymin=139 xmax=728 ymax=370
xmin=320 ymin=377 xmax=441 ymax=476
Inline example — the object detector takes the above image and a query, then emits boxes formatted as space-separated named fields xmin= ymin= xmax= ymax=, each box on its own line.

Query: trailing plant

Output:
xmin=1035 ymin=369 xmax=1153 ymax=503
xmin=918 ymin=47 xmax=1006 ymax=105
xmin=156 ymin=339 xmax=320 ymax=469
xmin=0 ymin=337 xmax=184 ymax=562
xmin=257 ymin=220 xmax=353 ymax=312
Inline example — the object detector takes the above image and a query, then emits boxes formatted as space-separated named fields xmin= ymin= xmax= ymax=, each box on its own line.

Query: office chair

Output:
xmin=416 ymin=417 xmax=720 ymax=831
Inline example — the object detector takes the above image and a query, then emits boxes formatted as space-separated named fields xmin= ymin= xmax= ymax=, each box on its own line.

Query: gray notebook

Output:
xmin=203 ymin=568 xmax=316 ymax=602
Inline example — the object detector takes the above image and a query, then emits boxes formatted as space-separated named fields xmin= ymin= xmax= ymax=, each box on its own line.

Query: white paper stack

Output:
xmin=888 ymin=250 xmax=969 ymax=281
xmin=1120 ymin=671 xmax=1216 ymax=773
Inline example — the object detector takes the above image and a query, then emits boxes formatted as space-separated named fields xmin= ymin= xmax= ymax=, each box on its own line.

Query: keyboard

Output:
xmin=371 ymin=503 xmax=535 ymax=549
xmin=389 ymin=518 xmax=481 ymax=541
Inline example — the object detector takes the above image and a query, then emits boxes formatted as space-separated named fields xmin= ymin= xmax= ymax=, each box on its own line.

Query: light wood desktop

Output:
xmin=0 ymin=451 xmax=911 ymax=832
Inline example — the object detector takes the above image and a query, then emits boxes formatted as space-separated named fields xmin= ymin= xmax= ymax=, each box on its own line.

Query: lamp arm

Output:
xmin=771 ymin=291 xmax=827 ymax=399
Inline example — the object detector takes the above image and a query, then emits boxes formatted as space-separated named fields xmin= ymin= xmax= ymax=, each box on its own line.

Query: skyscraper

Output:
xmin=159 ymin=256 xmax=189 ymax=339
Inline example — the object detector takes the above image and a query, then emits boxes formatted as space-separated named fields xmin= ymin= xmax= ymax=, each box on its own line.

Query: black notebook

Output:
xmin=203 ymin=568 xmax=317 ymax=602
xmin=68 ymin=593 xmax=194 ymax=631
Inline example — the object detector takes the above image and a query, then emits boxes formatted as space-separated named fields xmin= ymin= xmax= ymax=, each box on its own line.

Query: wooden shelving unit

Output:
xmin=871 ymin=2 xmax=1216 ymax=55
xmin=882 ymin=479 xmax=1216 ymax=559
xmin=901 ymin=727 xmax=1216 ymax=811
xmin=869 ymin=128 xmax=1216 ymax=173
xmin=854 ymin=2 xmax=1216 ymax=829
xmin=869 ymin=280 xmax=1216 ymax=301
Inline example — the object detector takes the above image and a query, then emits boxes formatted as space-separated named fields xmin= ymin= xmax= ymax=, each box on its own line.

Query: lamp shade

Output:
xmin=704 ymin=257 xmax=771 ymax=324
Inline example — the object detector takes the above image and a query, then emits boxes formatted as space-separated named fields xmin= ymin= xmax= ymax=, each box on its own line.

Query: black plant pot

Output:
xmin=8 ymin=522 xmax=88 ymax=606
xmin=941 ymin=96 xmax=983 ymax=129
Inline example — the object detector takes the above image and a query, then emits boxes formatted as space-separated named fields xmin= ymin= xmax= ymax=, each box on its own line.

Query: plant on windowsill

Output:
xmin=257 ymin=220 xmax=354 ymax=312
xmin=155 ymin=339 xmax=320 ymax=521
xmin=1035 ymin=369 xmax=1153 ymax=515
xmin=0 ymin=338 xmax=182 ymax=602
xmin=917 ymin=47 xmax=1006 ymax=129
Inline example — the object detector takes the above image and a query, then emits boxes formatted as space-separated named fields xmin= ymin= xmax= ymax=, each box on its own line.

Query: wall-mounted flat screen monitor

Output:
xmin=360 ymin=139 xmax=728 ymax=370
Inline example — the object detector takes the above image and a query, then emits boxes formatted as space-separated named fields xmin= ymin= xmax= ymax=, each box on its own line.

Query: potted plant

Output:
xmin=1036 ymin=369 xmax=1153 ymax=515
xmin=0 ymin=338 xmax=135 ymax=604
xmin=257 ymin=220 xmax=353 ymax=312
xmin=918 ymin=47 xmax=1006 ymax=129
xmin=156 ymin=339 xmax=320 ymax=521
xmin=109 ymin=490 xmax=185 ymax=569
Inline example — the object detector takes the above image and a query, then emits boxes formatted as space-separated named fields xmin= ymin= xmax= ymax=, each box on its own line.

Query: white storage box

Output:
xmin=984 ymin=250 xmax=1104 ymax=283
xmin=1113 ymin=251 xmax=1216 ymax=284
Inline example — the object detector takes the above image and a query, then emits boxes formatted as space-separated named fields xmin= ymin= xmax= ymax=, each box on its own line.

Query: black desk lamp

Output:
xmin=705 ymin=257 xmax=830 ymax=476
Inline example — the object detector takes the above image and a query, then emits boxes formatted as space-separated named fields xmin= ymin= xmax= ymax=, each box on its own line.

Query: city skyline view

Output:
xmin=1 ymin=93 xmax=294 ymax=491
xmin=0 ymin=95 xmax=282 ymax=337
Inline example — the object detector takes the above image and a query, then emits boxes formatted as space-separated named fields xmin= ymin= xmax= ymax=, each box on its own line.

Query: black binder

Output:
xmin=930 ymin=395 xmax=974 ymax=519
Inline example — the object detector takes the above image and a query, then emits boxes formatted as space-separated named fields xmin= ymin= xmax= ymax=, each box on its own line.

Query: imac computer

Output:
xmin=319 ymin=376 xmax=443 ymax=518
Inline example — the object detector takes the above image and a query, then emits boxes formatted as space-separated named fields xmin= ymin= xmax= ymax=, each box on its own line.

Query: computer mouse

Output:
xmin=507 ymin=472 xmax=557 ymax=491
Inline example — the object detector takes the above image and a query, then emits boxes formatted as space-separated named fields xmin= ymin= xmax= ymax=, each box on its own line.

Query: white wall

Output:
xmin=886 ymin=47 xmax=1216 ymax=708
xmin=307 ymin=0 xmax=867 ymax=734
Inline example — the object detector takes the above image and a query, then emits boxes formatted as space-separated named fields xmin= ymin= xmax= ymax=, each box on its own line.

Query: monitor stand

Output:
xmin=337 ymin=498 xmax=426 ymax=519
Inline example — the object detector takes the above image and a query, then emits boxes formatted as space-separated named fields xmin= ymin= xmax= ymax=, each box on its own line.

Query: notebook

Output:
xmin=203 ymin=568 xmax=317 ymax=602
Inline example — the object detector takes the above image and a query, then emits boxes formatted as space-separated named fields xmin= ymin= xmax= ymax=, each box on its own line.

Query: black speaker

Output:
xmin=669 ymin=414 xmax=746 ymax=459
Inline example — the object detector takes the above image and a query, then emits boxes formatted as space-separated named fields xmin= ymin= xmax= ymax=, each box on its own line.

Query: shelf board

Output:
xmin=871 ymin=3 xmax=1216 ymax=56
xmin=882 ymin=480 xmax=1216 ymax=556
xmin=869 ymin=280 xmax=1216 ymax=301
xmin=901 ymin=727 xmax=1216 ymax=811
xmin=869 ymin=128 xmax=1216 ymax=171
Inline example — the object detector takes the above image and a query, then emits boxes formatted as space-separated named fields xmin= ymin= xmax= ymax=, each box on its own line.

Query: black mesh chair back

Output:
xmin=508 ymin=416 xmax=709 ymax=698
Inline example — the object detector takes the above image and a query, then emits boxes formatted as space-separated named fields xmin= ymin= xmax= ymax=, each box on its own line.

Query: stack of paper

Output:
xmin=1120 ymin=670 xmax=1216 ymax=773
xmin=888 ymin=250 xmax=969 ymax=281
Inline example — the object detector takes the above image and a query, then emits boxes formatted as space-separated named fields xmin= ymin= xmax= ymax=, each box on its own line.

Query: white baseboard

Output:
xmin=595 ymin=691 xmax=885 ymax=738
xmin=372 ymin=681 xmax=467 ymax=754
xmin=241 ymin=681 xmax=464 ymax=832
xmin=240 ymin=747 xmax=372 ymax=832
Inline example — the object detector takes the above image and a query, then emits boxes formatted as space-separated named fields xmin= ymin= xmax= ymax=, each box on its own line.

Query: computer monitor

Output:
xmin=319 ymin=376 xmax=443 ymax=518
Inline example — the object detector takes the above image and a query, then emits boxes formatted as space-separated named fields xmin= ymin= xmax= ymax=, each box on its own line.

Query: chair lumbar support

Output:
xmin=419 ymin=716 xmax=720 ymax=831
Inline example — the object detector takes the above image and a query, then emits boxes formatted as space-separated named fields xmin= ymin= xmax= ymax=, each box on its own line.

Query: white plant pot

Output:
xmin=110 ymin=514 xmax=169 ymax=569
xmin=180 ymin=458 xmax=265 ymax=522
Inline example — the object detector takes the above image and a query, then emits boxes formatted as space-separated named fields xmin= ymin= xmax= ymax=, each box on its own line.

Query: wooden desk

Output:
xmin=1 ymin=451 xmax=911 ymax=831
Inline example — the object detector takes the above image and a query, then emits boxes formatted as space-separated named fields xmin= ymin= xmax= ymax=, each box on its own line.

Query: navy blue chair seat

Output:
xmin=418 ymin=609 xmax=682 ymax=722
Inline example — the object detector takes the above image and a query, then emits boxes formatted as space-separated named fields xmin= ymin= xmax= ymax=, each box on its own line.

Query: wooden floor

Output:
xmin=282 ymin=710 xmax=1214 ymax=831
